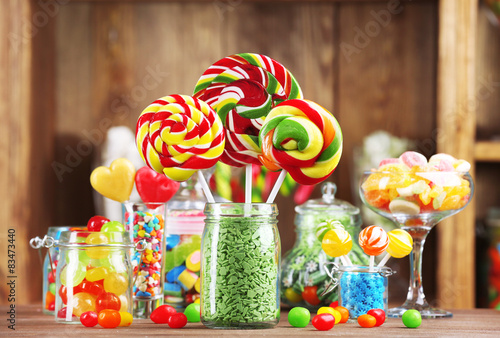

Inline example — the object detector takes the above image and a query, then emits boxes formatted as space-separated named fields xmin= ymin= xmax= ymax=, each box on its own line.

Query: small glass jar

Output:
xmin=201 ymin=203 xmax=281 ymax=329
xmin=123 ymin=202 xmax=166 ymax=318
xmin=54 ymin=231 xmax=135 ymax=323
xmin=325 ymin=263 xmax=394 ymax=319
xmin=281 ymin=182 xmax=368 ymax=310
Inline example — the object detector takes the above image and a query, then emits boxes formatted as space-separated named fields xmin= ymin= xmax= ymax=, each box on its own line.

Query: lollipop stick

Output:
xmin=339 ymin=256 xmax=349 ymax=266
xmin=266 ymin=170 xmax=287 ymax=203
xmin=245 ymin=164 xmax=252 ymax=204
xmin=197 ymin=171 xmax=215 ymax=203
xmin=377 ymin=252 xmax=391 ymax=268
xmin=369 ymin=255 xmax=375 ymax=271
xmin=124 ymin=200 xmax=134 ymax=215
xmin=345 ymin=255 xmax=353 ymax=266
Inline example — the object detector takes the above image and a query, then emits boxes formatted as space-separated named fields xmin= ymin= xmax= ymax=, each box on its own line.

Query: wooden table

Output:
xmin=2 ymin=305 xmax=499 ymax=337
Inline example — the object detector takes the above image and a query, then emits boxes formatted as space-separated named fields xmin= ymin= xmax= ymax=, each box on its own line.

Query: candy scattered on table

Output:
xmin=98 ymin=309 xmax=121 ymax=328
xmin=184 ymin=303 xmax=201 ymax=323
xmin=317 ymin=306 xmax=341 ymax=324
xmin=80 ymin=311 xmax=98 ymax=327
xmin=334 ymin=306 xmax=350 ymax=323
xmin=367 ymin=308 xmax=385 ymax=326
xmin=402 ymin=309 xmax=422 ymax=328
xmin=168 ymin=313 xmax=188 ymax=328
xmin=150 ymin=304 xmax=177 ymax=324
xmin=357 ymin=314 xmax=377 ymax=328
xmin=118 ymin=311 xmax=133 ymax=327
xmin=288 ymin=307 xmax=310 ymax=328
xmin=312 ymin=313 xmax=335 ymax=331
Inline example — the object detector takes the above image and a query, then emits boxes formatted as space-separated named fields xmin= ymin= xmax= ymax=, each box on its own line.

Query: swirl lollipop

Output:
xmin=321 ymin=228 xmax=353 ymax=266
xmin=193 ymin=53 xmax=303 ymax=167
xmin=135 ymin=94 xmax=225 ymax=182
xmin=359 ymin=225 xmax=389 ymax=270
xmin=377 ymin=229 xmax=413 ymax=267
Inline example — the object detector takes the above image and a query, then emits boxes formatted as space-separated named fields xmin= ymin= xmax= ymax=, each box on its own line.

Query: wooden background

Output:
xmin=1 ymin=0 xmax=498 ymax=309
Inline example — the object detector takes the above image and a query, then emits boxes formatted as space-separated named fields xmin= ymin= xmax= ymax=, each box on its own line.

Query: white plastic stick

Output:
xmin=344 ymin=255 xmax=353 ymax=266
xmin=245 ymin=164 xmax=252 ymax=204
xmin=198 ymin=171 xmax=215 ymax=203
xmin=369 ymin=255 xmax=375 ymax=271
xmin=340 ymin=256 xmax=349 ymax=266
xmin=377 ymin=253 xmax=391 ymax=268
xmin=266 ymin=170 xmax=287 ymax=204
xmin=123 ymin=200 xmax=134 ymax=215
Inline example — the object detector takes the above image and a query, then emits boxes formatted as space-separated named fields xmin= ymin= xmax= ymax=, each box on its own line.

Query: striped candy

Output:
xmin=193 ymin=53 xmax=303 ymax=167
xmin=315 ymin=220 xmax=344 ymax=241
xmin=358 ymin=225 xmax=389 ymax=256
xmin=135 ymin=95 xmax=225 ymax=181
xmin=386 ymin=229 xmax=413 ymax=258
xmin=322 ymin=228 xmax=352 ymax=257
xmin=258 ymin=99 xmax=343 ymax=185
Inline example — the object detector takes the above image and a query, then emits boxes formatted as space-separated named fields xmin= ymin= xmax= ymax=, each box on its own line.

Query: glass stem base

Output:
xmin=388 ymin=305 xmax=452 ymax=318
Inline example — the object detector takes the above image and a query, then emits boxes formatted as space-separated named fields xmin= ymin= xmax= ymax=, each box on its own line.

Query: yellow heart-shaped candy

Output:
xmin=90 ymin=158 xmax=136 ymax=202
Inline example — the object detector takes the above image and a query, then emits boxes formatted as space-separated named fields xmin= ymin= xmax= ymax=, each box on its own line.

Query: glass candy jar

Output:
xmin=281 ymin=182 xmax=368 ymax=310
xmin=54 ymin=231 xmax=136 ymax=323
xmin=324 ymin=263 xmax=394 ymax=319
xmin=201 ymin=203 xmax=281 ymax=329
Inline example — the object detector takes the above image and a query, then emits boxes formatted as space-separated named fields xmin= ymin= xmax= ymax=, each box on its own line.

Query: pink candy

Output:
xmin=399 ymin=151 xmax=427 ymax=168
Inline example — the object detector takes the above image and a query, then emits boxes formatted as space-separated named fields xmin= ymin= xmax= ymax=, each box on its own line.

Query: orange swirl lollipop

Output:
xmin=359 ymin=225 xmax=389 ymax=270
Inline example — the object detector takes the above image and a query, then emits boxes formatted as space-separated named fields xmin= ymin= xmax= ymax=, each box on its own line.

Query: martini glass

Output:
xmin=359 ymin=170 xmax=473 ymax=318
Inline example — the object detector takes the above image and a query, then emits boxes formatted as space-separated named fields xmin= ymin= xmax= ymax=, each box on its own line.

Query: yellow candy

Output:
xmin=178 ymin=270 xmax=198 ymax=290
xmin=284 ymin=288 xmax=303 ymax=303
xmin=186 ymin=250 xmax=201 ymax=272
xmin=86 ymin=266 xmax=109 ymax=282
xmin=439 ymin=195 xmax=461 ymax=211
xmin=118 ymin=312 xmax=133 ymax=327
xmin=71 ymin=292 xmax=96 ymax=317
xmin=90 ymin=158 xmax=135 ymax=203
xmin=387 ymin=229 xmax=413 ymax=258
xmin=194 ymin=278 xmax=201 ymax=293
xmin=322 ymin=229 xmax=352 ymax=257
xmin=418 ymin=185 xmax=432 ymax=205
xmin=429 ymin=185 xmax=444 ymax=198
xmin=103 ymin=272 xmax=129 ymax=295
xmin=194 ymin=298 xmax=200 ymax=304
xmin=317 ymin=307 xmax=341 ymax=324
xmin=85 ymin=233 xmax=110 ymax=259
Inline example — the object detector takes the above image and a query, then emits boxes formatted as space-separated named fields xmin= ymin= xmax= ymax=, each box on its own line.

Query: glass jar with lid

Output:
xmin=281 ymin=182 xmax=368 ymax=310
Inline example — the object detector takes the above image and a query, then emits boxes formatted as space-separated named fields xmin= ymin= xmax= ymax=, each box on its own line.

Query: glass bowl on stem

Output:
xmin=359 ymin=170 xmax=473 ymax=318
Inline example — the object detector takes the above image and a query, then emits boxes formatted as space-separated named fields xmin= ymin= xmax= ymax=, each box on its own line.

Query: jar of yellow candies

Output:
xmin=52 ymin=231 xmax=141 ymax=323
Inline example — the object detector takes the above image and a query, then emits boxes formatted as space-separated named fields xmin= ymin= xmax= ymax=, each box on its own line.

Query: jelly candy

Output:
xmin=71 ymin=292 xmax=97 ymax=317
xmin=98 ymin=309 xmax=121 ymax=328
xmin=86 ymin=266 xmax=109 ymax=282
xmin=60 ymin=261 xmax=86 ymax=287
xmin=357 ymin=314 xmax=377 ymax=328
xmin=301 ymin=286 xmax=321 ymax=306
xmin=87 ymin=216 xmax=110 ymax=232
xmin=103 ymin=272 xmax=128 ymax=295
xmin=150 ymin=304 xmax=177 ymax=324
xmin=334 ymin=306 xmax=349 ymax=323
xmin=79 ymin=280 xmax=105 ymax=296
xmin=49 ymin=282 xmax=56 ymax=295
xmin=367 ymin=308 xmax=385 ymax=326
xmin=45 ymin=291 xmax=55 ymax=309
xmin=168 ymin=313 xmax=187 ymax=328
xmin=57 ymin=306 xmax=76 ymax=319
xmin=96 ymin=292 xmax=121 ymax=313
xmin=312 ymin=313 xmax=335 ymax=331
xmin=284 ymin=288 xmax=303 ymax=303
xmin=402 ymin=309 xmax=421 ymax=328
xmin=80 ymin=311 xmax=98 ymax=327
xmin=101 ymin=221 xmax=125 ymax=233
xmin=288 ymin=307 xmax=310 ymax=328
xmin=317 ymin=306 xmax=341 ymax=324
xmin=364 ymin=189 xmax=390 ymax=209
xmin=85 ymin=233 xmax=110 ymax=259
xmin=184 ymin=303 xmax=201 ymax=323
xmin=118 ymin=311 xmax=133 ymax=327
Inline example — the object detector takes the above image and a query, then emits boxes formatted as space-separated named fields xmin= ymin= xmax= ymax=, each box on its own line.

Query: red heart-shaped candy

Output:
xmin=135 ymin=167 xmax=180 ymax=206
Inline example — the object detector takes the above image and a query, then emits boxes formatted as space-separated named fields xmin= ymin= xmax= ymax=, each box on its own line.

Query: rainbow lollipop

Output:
xmin=359 ymin=225 xmax=389 ymax=270
xmin=377 ymin=229 xmax=413 ymax=267
xmin=321 ymin=227 xmax=353 ymax=266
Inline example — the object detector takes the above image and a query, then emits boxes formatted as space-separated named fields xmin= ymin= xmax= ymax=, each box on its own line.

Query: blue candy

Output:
xmin=166 ymin=235 xmax=181 ymax=250
xmin=166 ymin=265 xmax=186 ymax=283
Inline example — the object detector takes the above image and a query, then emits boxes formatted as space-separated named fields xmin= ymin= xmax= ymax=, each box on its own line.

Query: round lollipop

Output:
xmin=321 ymin=228 xmax=353 ymax=266
xmin=193 ymin=53 xmax=303 ymax=167
xmin=358 ymin=225 xmax=389 ymax=270
xmin=135 ymin=94 xmax=225 ymax=182
xmin=258 ymin=99 xmax=343 ymax=186
xmin=377 ymin=229 xmax=413 ymax=267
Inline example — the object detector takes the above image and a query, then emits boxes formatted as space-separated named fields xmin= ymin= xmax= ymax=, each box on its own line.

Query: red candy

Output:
xmin=87 ymin=215 xmax=110 ymax=232
xmin=168 ymin=313 xmax=187 ymax=328
xmin=47 ymin=302 xmax=55 ymax=311
xmin=48 ymin=270 xmax=56 ymax=284
xmin=98 ymin=309 xmax=121 ymax=328
xmin=367 ymin=309 xmax=385 ymax=326
xmin=301 ymin=286 xmax=321 ymax=306
xmin=135 ymin=166 xmax=180 ymax=207
xmin=80 ymin=311 xmax=98 ymax=327
xmin=329 ymin=301 xmax=339 ymax=308
xmin=358 ymin=314 xmax=377 ymax=328
xmin=57 ymin=307 xmax=76 ymax=319
xmin=80 ymin=280 xmax=105 ymax=297
xmin=96 ymin=292 xmax=121 ymax=313
xmin=150 ymin=305 xmax=177 ymax=324
xmin=312 ymin=313 xmax=335 ymax=331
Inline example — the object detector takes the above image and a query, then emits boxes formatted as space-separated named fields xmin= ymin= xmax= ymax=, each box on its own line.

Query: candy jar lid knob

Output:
xmin=321 ymin=182 xmax=337 ymax=204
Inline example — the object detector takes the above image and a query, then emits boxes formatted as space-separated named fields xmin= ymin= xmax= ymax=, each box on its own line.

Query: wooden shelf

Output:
xmin=475 ymin=141 xmax=500 ymax=162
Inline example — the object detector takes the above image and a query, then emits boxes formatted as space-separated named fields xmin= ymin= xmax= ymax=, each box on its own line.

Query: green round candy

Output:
xmin=101 ymin=221 xmax=125 ymax=233
xmin=288 ymin=307 xmax=310 ymax=328
xmin=402 ymin=309 xmax=422 ymax=328
xmin=60 ymin=261 xmax=86 ymax=287
xmin=184 ymin=303 xmax=201 ymax=322
xmin=49 ymin=283 xmax=56 ymax=295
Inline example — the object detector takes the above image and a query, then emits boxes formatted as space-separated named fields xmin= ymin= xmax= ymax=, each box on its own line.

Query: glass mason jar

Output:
xmin=201 ymin=203 xmax=281 ymax=329
xmin=325 ymin=263 xmax=394 ymax=319
xmin=281 ymin=182 xmax=368 ymax=310
xmin=123 ymin=202 xmax=166 ymax=318
xmin=54 ymin=231 xmax=135 ymax=323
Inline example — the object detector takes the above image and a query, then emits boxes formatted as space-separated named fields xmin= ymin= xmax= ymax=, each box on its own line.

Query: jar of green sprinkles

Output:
xmin=200 ymin=203 xmax=281 ymax=329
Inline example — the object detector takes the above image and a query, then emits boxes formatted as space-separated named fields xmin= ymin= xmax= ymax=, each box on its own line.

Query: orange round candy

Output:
xmin=334 ymin=306 xmax=349 ymax=323
xmin=98 ymin=309 xmax=121 ymax=328
xmin=364 ymin=190 xmax=390 ymax=208
xmin=357 ymin=314 xmax=377 ymax=328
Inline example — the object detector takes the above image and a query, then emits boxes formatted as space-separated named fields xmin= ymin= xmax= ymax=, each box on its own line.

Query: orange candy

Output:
xmin=334 ymin=306 xmax=349 ymax=323
xmin=358 ymin=314 xmax=377 ymax=328
xmin=364 ymin=190 xmax=390 ymax=208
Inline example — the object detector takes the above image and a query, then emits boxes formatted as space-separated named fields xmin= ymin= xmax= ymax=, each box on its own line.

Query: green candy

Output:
xmin=101 ymin=221 xmax=125 ymax=233
xmin=402 ymin=309 xmax=422 ymax=328
xmin=49 ymin=283 xmax=56 ymax=295
xmin=288 ymin=307 xmax=310 ymax=328
xmin=60 ymin=261 xmax=86 ymax=286
xmin=184 ymin=303 xmax=201 ymax=322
